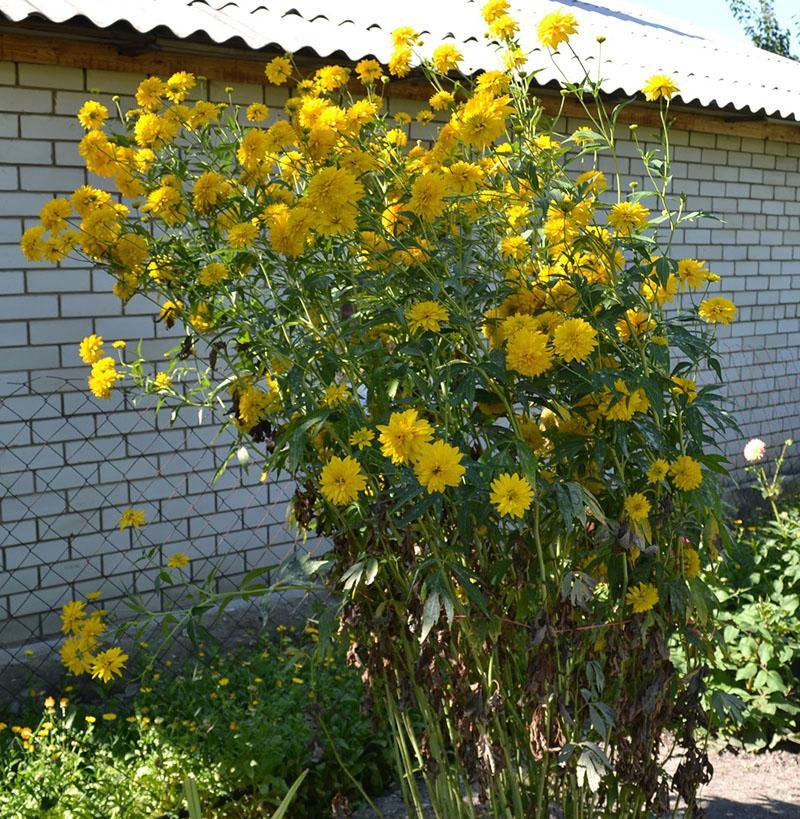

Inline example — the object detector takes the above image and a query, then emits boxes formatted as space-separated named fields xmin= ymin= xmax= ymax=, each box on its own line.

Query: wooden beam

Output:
xmin=1 ymin=25 xmax=799 ymax=144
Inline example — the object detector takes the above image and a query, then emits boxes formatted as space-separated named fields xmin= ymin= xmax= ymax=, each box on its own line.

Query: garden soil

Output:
xmin=354 ymin=747 xmax=800 ymax=818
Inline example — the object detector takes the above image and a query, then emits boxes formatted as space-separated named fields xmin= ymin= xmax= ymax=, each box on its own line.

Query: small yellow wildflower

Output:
xmin=118 ymin=508 xmax=146 ymax=530
xmin=167 ymin=552 xmax=190 ymax=570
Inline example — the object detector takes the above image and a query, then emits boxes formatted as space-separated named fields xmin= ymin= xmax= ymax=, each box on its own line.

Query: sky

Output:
xmin=628 ymin=0 xmax=797 ymax=43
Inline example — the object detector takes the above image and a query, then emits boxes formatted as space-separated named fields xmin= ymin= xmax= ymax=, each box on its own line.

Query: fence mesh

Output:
xmin=0 ymin=376 xmax=323 ymax=704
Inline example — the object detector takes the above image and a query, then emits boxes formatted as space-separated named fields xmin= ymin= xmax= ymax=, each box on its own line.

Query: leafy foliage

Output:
xmin=727 ymin=0 xmax=797 ymax=57
xmin=704 ymin=501 xmax=800 ymax=749
xmin=0 ymin=628 xmax=393 ymax=817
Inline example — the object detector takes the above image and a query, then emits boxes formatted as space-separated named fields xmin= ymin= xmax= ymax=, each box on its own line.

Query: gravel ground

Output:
xmin=354 ymin=748 xmax=800 ymax=818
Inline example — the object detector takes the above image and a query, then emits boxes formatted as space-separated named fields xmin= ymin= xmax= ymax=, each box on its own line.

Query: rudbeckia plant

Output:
xmin=22 ymin=1 xmax=737 ymax=814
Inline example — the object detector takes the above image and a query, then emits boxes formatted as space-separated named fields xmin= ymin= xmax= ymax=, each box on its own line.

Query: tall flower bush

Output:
xmin=23 ymin=2 xmax=737 ymax=814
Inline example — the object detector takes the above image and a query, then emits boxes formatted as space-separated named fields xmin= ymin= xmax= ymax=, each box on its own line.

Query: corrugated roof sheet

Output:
xmin=3 ymin=0 xmax=800 ymax=121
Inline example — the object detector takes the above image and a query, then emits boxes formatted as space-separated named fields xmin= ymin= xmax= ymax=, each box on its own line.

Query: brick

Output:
xmin=26 ymin=268 xmax=91 ymax=292
xmin=85 ymin=69 xmax=144 ymax=95
xmin=0 ymin=191 xmax=52 ymax=216
xmin=60 ymin=293 xmax=121 ymax=317
xmin=20 ymin=114 xmax=83 ymax=142
xmin=28 ymin=317 xmax=87 ymax=345
xmin=0 ymin=87 xmax=52 ymax=114
xmin=20 ymin=165 xmax=85 ymax=191
xmin=0 ymin=166 xmax=18 ymax=189
xmin=18 ymin=63 xmax=84 ymax=90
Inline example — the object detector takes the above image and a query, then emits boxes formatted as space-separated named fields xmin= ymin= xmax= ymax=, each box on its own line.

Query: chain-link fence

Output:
xmin=0 ymin=376 xmax=324 ymax=704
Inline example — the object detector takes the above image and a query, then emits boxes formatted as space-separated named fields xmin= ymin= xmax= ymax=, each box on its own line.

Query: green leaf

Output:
xmin=271 ymin=770 xmax=308 ymax=819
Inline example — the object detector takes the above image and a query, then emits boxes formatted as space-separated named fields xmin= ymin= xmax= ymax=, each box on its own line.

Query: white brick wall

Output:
xmin=1 ymin=58 xmax=799 ymax=645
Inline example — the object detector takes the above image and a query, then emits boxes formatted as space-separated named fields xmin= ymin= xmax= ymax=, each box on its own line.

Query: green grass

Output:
xmin=0 ymin=624 xmax=394 ymax=818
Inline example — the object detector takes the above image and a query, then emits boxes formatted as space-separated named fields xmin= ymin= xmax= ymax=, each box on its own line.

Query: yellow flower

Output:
xmin=500 ymin=235 xmax=530 ymax=260
xmin=670 ymin=455 xmax=703 ymax=491
xmin=481 ymin=0 xmax=509 ymax=24
xmin=608 ymin=201 xmax=650 ymax=235
xmin=265 ymin=56 xmax=293 ymax=85
xmin=306 ymin=167 xmax=364 ymax=214
xmin=118 ymin=508 xmax=146 ymax=530
xmin=41 ymin=198 xmax=72 ymax=232
xmin=647 ymin=459 xmax=669 ymax=483
xmin=199 ymin=262 xmax=228 ymax=286
xmin=429 ymin=90 xmax=455 ymax=111
xmin=377 ymin=409 xmax=434 ymax=464
xmin=60 ymin=637 xmax=90 ymax=676
xmin=413 ymin=440 xmax=466 ymax=494
xmin=153 ymin=372 xmax=172 ymax=392
xmin=192 ymin=170 xmax=230 ymax=213
xmin=453 ymin=91 xmax=513 ymax=149
xmin=406 ymin=172 xmax=449 ymax=220
xmin=624 ymin=493 xmax=651 ymax=522
xmin=641 ymin=273 xmax=679 ymax=307
xmin=391 ymin=27 xmax=420 ymax=47
xmin=165 ymin=71 xmax=196 ymax=103
xmin=61 ymin=600 xmax=86 ymax=634
xmin=389 ymin=47 xmax=413 ymax=78
xmin=320 ymin=456 xmax=367 ymax=505
xmin=77 ymin=100 xmax=108 ymax=131
xmin=355 ymin=59 xmax=384 ymax=83
xmin=489 ymin=14 xmax=519 ymax=39
xmin=698 ymin=297 xmax=736 ymax=324
xmin=537 ymin=10 xmax=578 ymax=49
xmin=505 ymin=328 xmax=553 ymax=378
xmin=626 ymin=582 xmax=659 ymax=613
xmin=102 ymin=712 xmax=117 ymax=721
xmin=167 ymin=552 xmax=189 ymax=570
xmin=79 ymin=334 xmax=104 ymax=364
xmin=246 ymin=103 xmax=269 ymax=122
xmin=671 ymin=376 xmax=697 ymax=403
xmin=315 ymin=65 xmax=351 ymax=92
xmin=218 ymin=677 xmax=230 ymax=687
xmin=432 ymin=43 xmax=462 ymax=74
xmin=552 ymin=318 xmax=598 ymax=363
xmin=189 ymin=303 xmax=214 ymax=332
xmin=490 ymin=472 xmax=533 ymax=518
xmin=444 ymin=161 xmax=484 ymax=194
xmin=227 ymin=221 xmax=259 ymax=248
xmin=616 ymin=308 xmax=654 ymax=342
xmin=677 ymin=258 xmax=710 ymax=289
xmin=349 ymin=427 xmax=375 ymax=449
xmin=682 ymin=547 xmax=701 ymax=579
xmin=407 ymin=300 xmax=449 ymax=333
xmin=88 ymin=357 xmax=121 ymax=400
xmin=112 ymin=340 xmax=126 ymax=349
xmin=642 ymin=74 xmax=679 ymax=102
xmin=323 ymin=384 xmax=350 ymax=407
xmin=20 ymin=226 xmax=46 ymax=261
xmin=91 ymin=647 xmax=128 ymax=683
xmin=135 ymin=76 xmax=165 ymax=111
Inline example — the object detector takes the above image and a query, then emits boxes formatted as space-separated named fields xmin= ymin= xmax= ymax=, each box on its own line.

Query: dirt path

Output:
xmin=700 ymin=747 xmax=800 ymax=818
xmin=354 ymin=748 xmax=800 ymax=818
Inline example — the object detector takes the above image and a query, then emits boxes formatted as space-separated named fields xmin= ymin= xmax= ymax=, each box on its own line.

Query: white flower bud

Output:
xmin=743 ymin=438 xmax=766 ymax=463
xmin=236 ymin=446 xmax=251 ymax=467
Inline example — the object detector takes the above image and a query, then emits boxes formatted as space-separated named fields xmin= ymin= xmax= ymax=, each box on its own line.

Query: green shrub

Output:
xmin=702 ymin=500 xmax=800 ymax=750
xmin=0 ymin=627 xmax=393 ymax=817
